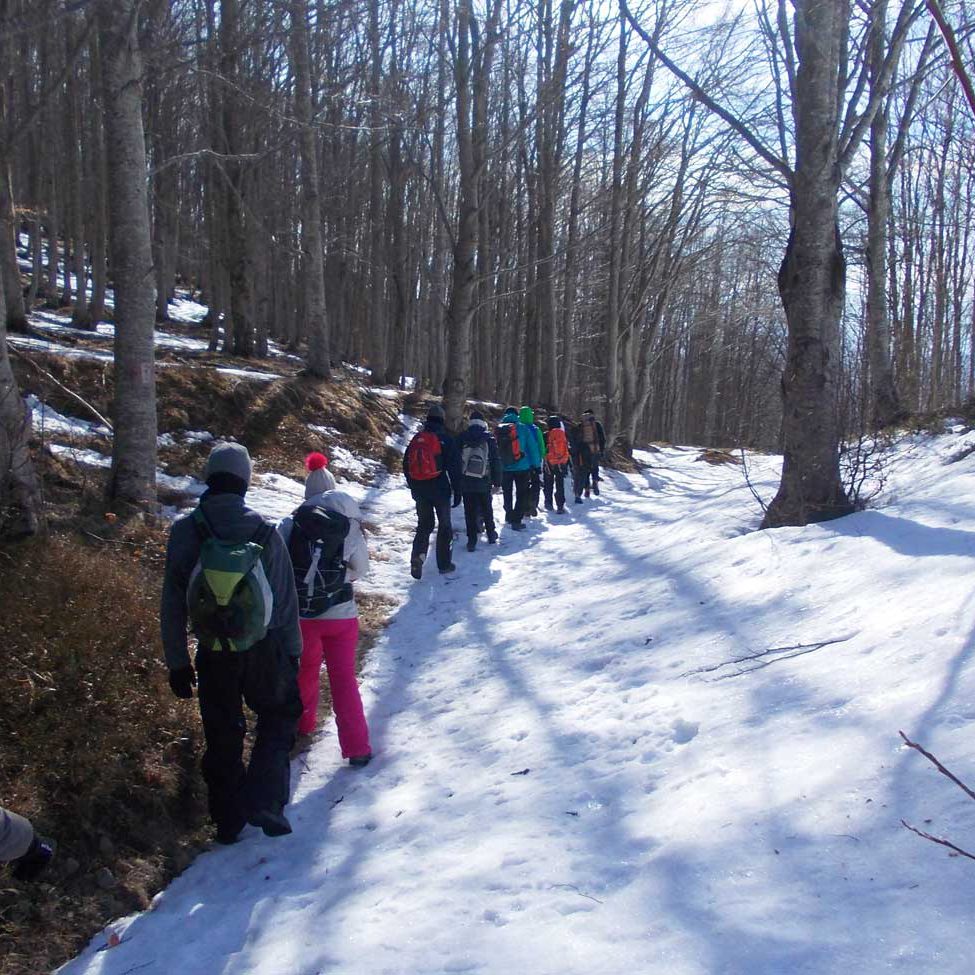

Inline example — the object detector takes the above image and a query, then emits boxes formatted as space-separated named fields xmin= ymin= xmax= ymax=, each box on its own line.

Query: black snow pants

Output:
xmin=196 ymin=636 xmax=302 ymax=835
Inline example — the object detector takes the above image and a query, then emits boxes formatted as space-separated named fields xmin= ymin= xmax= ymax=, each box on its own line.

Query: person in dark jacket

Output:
xmin=456 ymin=410 xmax=502 ymax=550
xmin=569 ymin=420 xmax=593 ymax=503
xmin=0 ymin=807 xmax=54 ymax=880
xmin=543 ymin=415 xmax=571 ymax=514
xmin=161 ymin=442 xmax=303 ymax=844
xmin=578 ymin=409 xmax=607 ymax=494
xmin=404 ymin=403 xmax=462 ymax=578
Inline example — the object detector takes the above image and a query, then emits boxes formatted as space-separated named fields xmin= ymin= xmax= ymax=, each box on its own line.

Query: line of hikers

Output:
xmin=403 ymin=403 xmax=607 ymax=577
xmin=2 ymin=404 xmax=607 ymax=863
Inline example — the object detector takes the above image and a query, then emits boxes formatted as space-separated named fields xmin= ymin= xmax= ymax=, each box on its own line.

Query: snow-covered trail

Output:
xmin=59 ymin=436 xmax=975 ymax=975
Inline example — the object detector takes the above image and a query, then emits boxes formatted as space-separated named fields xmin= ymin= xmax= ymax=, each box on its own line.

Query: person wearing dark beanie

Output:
xmin=404 ymin=401 xmax=461 ymax=578
xmin=160 ymin=441 xmax=303 ymax=844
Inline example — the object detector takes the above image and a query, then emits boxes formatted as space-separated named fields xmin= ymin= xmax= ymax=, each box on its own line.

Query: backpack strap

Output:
xmin=192 ymin=507 xmax=214 ymax=541
xmin=252 ymin=521 xmax=274 ymax=547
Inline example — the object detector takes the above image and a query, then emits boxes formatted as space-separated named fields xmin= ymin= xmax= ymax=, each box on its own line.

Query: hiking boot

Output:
xmin=439 ymin=563 xmax=456 ymax=574
xmin=349 ymin=754 xmax=372 ymax=768
xmin=544 ymin=501 xmax=553 ymax=511
xmin=584 ymin=489 xmax=590 ymax=498
xmin=512 ymin=522 xmax=526 ymax=532
xmin=574 ymin=497 xmax=583 ymax=504
xmin=247 ymin=809 xmax=293 ymax=838
xmin=486 ymin=533 xmax=499 ymax=544
xmin=11 ymin=835 xmax=55 ymax=881
xmin=215 ymin=824 xmax=242 ymax=846
xmin=410 ymin=553 xmax=424 ymax=580
xmin=466 ymin=540 xmax=477 ymax=552
xmin=592 ymin=484 xmax=600 ymax=496
xmin=530 ymin=507 xmax=539 ymax=517
xmin=557 ymin=505 xmax=566 ymax=514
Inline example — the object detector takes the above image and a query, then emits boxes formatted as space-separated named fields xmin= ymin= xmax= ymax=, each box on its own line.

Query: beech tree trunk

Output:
xmin=99 ymin=0 xmax=158 ymax=506
xmin=762 ymin=0 xmax=852 ymax=527
xmin=290 ymin=0 xmax=330 ymax=377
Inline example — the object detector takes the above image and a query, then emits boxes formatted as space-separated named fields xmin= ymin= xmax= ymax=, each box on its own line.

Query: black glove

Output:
xmin=168 ymin=664 xmax=197 ymax=699
xmin=11 ymin=833 xmax=55 ymax=882
xmin=452 ymin=493 xmax=462 ymax=508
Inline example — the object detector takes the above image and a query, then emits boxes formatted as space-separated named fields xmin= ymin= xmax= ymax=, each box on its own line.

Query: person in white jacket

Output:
xmin=278 ymin=453 xmax=372 ymax=765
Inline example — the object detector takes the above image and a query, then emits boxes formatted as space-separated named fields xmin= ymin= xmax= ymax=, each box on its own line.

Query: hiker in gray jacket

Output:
xmin=160 ymin=442 xmax=303 ymax=845
xmin=1 ymin=806 xmax=54 ymax=880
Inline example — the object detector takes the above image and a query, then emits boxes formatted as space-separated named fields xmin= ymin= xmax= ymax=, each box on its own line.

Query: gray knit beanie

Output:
xmin=305 ymin=465 xmax=337 ymax=498
xmin=204 ymin=442 xmax=252 ymax=487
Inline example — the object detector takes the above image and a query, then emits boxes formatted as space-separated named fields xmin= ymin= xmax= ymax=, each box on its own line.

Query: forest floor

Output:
xmin=6 ymin=300 xmax=975 ymax=974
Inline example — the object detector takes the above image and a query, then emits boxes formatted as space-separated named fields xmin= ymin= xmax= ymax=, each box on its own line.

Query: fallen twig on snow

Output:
xmin=899 ymin=731 xmax=975 ymax=803
xmin=681 ymin=637 xmax=850 ymax=680
xmin=899 ymin=731 xmax=975 ymax=862
xmin=900 ymin=820 xmax=975 ymax=861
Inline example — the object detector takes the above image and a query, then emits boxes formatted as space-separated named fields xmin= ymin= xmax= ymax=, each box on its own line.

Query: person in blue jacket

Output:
xmin=495 ymin=406 xmax=542 ymax=531
xmin=404 ymin=403 xmax=462 ymax=578
xmin=456 ymin=410 xmax=502 ymax=550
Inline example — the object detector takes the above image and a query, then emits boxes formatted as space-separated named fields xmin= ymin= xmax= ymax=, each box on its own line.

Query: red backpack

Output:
xmin=495 ymin=423 xmax=523 ymax=467
xmin=546 ymin=428 xmax=570 ymax=466
xmin=406 ymin=430 xmax=443 ymax=480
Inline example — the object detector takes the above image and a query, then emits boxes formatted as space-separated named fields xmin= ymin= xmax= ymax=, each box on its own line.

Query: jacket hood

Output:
xmin=501 ymin=409 xmax=518 ymax=422
xmin=424 ymin=417 xmax=445 ymax=432
xmin=547 ymin=416 xmax=562 ymax=429
xmin=468 ymin=419 xmax=488 ymax=432
xmin=518 ymin=407 xmax=535 ymax=424
xmin=303 ymin=489 xmax=361 ymax=521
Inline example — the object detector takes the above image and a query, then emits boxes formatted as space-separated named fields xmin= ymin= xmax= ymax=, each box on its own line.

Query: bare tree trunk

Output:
xmin=763 ymin=0 xmax=852 ymax=526
xmin=443 ymin=0 xmax=500 ymax=431
xmin=99 ymin=0 xmax=158 ymax=506
xmin=0 ymin=219 xmax=41 ymax=536
xmin=864 ymin=1 xmax=900 ymax=428
xmin=290 ymin=0 xmax=330 ymax=377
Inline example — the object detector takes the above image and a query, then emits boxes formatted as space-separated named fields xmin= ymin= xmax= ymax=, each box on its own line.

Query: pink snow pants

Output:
xmin=297 ymin=617 xmax=371 ymax=757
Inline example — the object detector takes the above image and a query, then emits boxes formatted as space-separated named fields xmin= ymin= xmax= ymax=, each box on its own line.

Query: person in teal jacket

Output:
xmin=496 ymin=406 xmax=541 ymax=529
xmin=519 ymin=406 xmax=546 ymax=516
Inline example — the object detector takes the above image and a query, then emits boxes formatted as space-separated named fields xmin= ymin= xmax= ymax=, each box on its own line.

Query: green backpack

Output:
xmin=186 ymin=509 xmax=274 ymax=652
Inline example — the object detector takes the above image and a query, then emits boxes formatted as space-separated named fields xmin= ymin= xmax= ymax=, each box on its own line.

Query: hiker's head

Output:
xmin=469 ymin=409 xmax=488 ymax=431
xmin=518 ymin=406 xmax=534 ymax=425
xmin=204 ymin=442 xmax=252 ymax=495
xmin=427 ymin=403 xmax=446 ymax=424
xmin=304 ymin=451 xmax=336 ymax=498
xmin=583 ymin=409 xmax=595 ymax=417
xmin=547 ymin=415 xmax=562 ymax=430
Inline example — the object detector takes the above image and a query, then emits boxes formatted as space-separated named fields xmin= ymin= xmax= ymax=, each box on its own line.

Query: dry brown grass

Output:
xmin=0 ymin=531 xmax=211 ymax=975
xmin=695 ymin=448 xmax=742 ymax=466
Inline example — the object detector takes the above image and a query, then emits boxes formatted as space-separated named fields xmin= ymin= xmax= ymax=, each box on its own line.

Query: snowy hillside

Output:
xmin=52 ymin=417 xmax=975 ymax=975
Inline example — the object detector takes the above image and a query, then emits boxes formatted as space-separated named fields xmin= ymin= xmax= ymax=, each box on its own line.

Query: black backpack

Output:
xmin=287 ymin=504 xmax=353 ymax=618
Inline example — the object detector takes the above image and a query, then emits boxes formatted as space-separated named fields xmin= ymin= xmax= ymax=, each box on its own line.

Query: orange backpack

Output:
xmin=545 ymin=428 xmax=570 ymax=466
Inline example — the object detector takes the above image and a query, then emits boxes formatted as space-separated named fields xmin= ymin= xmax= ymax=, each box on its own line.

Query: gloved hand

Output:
xmin=452 ymin=493 xmax=462 ymax=508
xmin=169 ymin=664 xmax=197 ymax=699
xmin=11 ymin=833 xmax=55 ymax=882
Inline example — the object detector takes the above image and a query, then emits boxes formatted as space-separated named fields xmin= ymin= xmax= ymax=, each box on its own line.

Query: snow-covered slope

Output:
xmin=52 ymin=424 xmax=975 ymax=975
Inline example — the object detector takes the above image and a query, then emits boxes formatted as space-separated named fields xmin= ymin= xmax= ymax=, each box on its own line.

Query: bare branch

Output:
xmin=901 ymin=820 xmax=975 ymax=861
xmin=618 ymin=0 xmax=793 ymax=185
xmin=899 ymin=731 xmax=975 ymax=804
